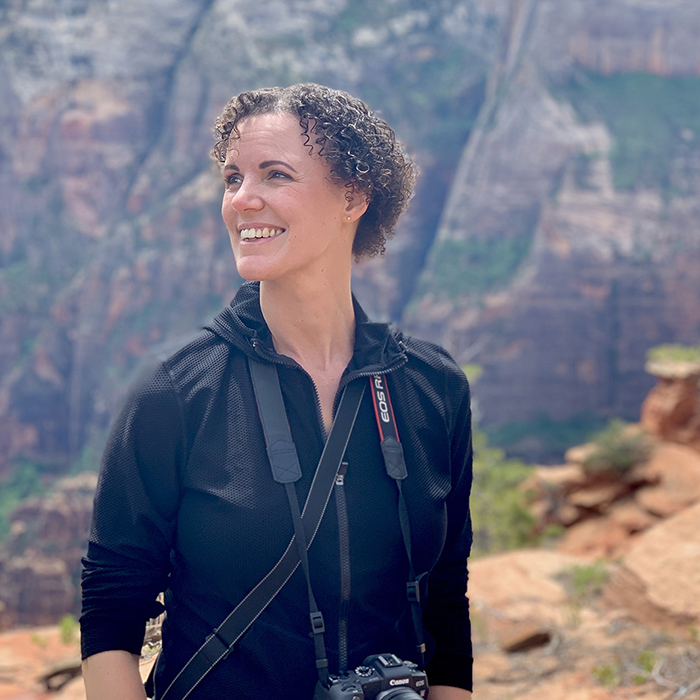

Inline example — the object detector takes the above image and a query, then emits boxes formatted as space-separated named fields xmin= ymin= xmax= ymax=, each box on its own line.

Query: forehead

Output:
xmin=225 ymin=112 xmax=309 ymax=163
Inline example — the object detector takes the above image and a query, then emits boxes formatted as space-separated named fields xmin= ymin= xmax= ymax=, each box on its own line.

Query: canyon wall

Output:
xmin=406 ymin=0 xmax=700 ymax=437
xmin=0 ymin=0 xmax=499 ymax=473
xmin=2 ymin=0 xmax=700 ymax=478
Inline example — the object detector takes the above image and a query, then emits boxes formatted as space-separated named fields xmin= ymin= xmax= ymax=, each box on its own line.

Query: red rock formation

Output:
xmin=634 ymin=442 xmax=700 ymax=517
xmin=525 ymin=438 xmax=700 ymax=559
xmin=641 ymin=361 xmax=700 ymax=453
xmin=406 ymin=0 xmax=700 ymax=432
xmin=603 ymin=501 xmax=700 ymax=630
xmin=0 ymin=473 xmax=97 ymax=630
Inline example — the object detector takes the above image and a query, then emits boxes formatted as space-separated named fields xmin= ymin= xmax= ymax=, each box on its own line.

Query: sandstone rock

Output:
xmin=523 ymin=465 xmax=589 ymax=529
xmin=517 ymin=674 xmax=615 ymax=700
xmin=38 ymin=659 xmax=82 ymax=692
xmin=606 ymin=500 xmax=658 ymax=534
xmin=54 ymin=676 xmax=87 ymax=700
xmin=641 ymin=371 xmax=700 ymax=452
xmin=522 ymin=464 xmax=587 ymax=497
xmin=4 ymin=0 xmax=700 ymax=481
xmin=526 ymin=454 xmax=658 ymax=535
xmin=497 ymin=622 xmax=551 ymax=653
xmin=469 ymin=549 xmax=591 ymax=626
xmin=564 ymin=444 xmax=597 ymax=466
xmin=567 ymin=482 xmax=629 ymax=511
xmin=0 ymin=472 xmax=97 ymax=627
xmin=603 ymin=501 xmax=700 ymax=629
xmin=553 ymin=503 xmax=582 ymax=528
xmin=645 ymin=360 xmax=700 ymax=381
xmin=634 ymin=442 xmax=700 ymax=517
xmin=0 ymin=626 xmax=81 ymax=699
xmin=0 ymin=557 xmax=74 ymax=628
xmin=558 ymin=516 xmax=630 ymax=558
xmin=472 ymin=651 xmax=511 ymax=684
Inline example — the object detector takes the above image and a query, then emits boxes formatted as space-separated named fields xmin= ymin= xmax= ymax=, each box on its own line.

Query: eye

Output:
xmin=268 ymin=170 xmax=291 ymax=180
xmin=225 ymin=173 xmax=242 ymax=187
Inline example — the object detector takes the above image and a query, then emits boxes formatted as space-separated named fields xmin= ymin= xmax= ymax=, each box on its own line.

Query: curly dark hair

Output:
xmin=212 ymin=84 xmax=418 ymax=258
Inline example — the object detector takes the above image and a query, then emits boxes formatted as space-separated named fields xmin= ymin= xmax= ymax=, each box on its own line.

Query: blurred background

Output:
xmin=1 ymin=0 xmax=700 ymax=698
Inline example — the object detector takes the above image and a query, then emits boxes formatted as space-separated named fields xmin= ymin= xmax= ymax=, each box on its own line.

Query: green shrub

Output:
xmin=582 ymin=419 xmax=652 ymax=475
xmin=59 ymin=613 xmax=80 ymax=645
xmin=592 ymin=662 xmax=621 ymax=688
xmin=460 ymin=363 xmax=483 ymax=383
xmin=470 ymin=431 xmax=536 ymax=556
xmin=636 ymin=649 xmax=657 ymax=674
xmin=559 ymin=559 xmax=609 ymax=627
xmin=646 ymin=343 xmax=700 ymax=364
xmin=569 ymin=560 xmax=609 ymax=601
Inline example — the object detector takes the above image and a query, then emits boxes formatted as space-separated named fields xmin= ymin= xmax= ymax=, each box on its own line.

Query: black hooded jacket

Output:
xmin=81 ymin=282 xmax=474 ymax=698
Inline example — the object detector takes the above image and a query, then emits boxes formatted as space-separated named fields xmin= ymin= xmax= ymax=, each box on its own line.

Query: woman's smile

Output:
xmin=239 ymin=226 xmax=286 ymax=240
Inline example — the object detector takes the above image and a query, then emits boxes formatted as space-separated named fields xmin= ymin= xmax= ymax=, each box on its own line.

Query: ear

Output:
xmin=344 ymin=188 xmax=370 ymax=222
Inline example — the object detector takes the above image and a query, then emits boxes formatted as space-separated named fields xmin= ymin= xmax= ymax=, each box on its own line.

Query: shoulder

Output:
xmin=392 ymin=333 xmax=471 ymax=431
xmin=400 ymin=334 xmax=469 ymax=393
xmin=117 ymin=328 xmax=245 ymax=427
xmin=150 ymin=328 xmax=247 ymax=400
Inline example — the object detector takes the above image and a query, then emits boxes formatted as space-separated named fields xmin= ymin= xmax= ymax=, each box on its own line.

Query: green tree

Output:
xmin=470 ymin=432 xmax=536 ymax=556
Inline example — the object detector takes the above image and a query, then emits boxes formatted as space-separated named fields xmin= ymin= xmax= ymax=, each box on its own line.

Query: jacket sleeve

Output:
xmin=80 ymin=362 xmax=186 ymax=659
xmin=423 ymin=364 xmax=473 ymax=691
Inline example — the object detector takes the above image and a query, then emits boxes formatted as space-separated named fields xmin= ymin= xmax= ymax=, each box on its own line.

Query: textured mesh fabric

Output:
xmin=80 ymin=281 xmax=473 ymax=698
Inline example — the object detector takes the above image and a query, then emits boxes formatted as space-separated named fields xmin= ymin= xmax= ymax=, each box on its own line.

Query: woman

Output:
xmin=81 ymin=84 xmax=473 ymax=700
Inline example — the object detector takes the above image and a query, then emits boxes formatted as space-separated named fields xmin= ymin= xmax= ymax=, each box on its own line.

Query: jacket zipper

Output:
xmin=330 ymin=354 xmax=408 ymax=418
xmin=334 ymin=460 xmax=351 ymax=675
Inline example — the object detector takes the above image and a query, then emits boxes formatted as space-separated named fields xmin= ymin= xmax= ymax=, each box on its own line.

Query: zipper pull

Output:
xmin=335 ymin=461 xmax=348 ymax=486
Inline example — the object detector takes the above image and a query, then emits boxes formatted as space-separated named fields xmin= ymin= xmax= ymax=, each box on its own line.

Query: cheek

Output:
xmin=221 ymin=195 xmax=235 ymax=229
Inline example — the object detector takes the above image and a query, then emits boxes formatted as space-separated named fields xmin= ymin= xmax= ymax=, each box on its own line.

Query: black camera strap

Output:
xmin=250 ymin=358 xmax=353 ymax=689
xmin=369 ymin=374 xmax=427 ymax=669
xmin=155 ymin=359 xmax=365 ymax=700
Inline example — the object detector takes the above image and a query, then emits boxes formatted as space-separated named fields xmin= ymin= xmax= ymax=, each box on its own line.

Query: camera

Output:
xmin=314 ymin=653 xmax=428 ymax=700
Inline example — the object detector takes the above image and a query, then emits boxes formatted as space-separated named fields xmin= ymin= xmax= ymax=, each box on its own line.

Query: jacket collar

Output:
xmin=206 ymin=281 xmax=407 ymax=377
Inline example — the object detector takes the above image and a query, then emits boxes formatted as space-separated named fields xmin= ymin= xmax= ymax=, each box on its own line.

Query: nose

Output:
xmin=228 ymin=178 xmax=264 ymax=213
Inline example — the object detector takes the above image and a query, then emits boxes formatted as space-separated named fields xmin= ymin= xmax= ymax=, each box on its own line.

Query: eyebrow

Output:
xmin=223 ymin=160 xmax=298 ymax=173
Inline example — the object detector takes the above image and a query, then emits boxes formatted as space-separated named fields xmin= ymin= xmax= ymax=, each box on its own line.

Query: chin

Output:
xmin=234 ymin=259 xmax=279 ymax=282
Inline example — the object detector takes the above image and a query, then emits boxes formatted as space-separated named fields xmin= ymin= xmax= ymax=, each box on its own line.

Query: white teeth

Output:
xmin=240 ymin=227 xmax=284 ymax=240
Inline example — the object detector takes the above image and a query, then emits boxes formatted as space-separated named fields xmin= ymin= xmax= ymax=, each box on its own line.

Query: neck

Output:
xmin=260 ymin=272 xmax=356 ymax=371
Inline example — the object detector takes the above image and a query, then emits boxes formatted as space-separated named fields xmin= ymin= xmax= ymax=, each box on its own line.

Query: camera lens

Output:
xmin=376 ymin=688 xmax=423 ymax=700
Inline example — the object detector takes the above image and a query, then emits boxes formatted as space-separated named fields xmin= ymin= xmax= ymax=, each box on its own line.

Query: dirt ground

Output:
xmin=0 ymin=627 xmax=155 ymax=700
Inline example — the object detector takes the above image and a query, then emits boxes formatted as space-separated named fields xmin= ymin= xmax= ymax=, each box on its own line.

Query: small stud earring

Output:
xmin=346 ymin=216 xmax=352 ymax=221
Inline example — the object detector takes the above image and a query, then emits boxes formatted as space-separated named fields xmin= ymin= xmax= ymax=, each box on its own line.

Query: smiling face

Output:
xmin=221 ymin=112 xmax=367 ymax=284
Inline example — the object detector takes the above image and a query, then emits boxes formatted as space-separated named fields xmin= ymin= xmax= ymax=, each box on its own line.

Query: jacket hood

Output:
xmin=206 ymin=281 xmax=407 ymax=377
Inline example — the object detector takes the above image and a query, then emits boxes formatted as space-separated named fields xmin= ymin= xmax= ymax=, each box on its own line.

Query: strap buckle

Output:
xmin=205 ymin=629 xmax=235 ymax=659
xmin=407 ymin=581 xmax=420 ymax=603
xmin=310 ymin=611 xmax=326 ymax=634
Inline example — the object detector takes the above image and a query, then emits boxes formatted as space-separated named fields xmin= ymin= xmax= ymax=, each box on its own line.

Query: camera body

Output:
xmin=314 ymin=653 xmax=428 ymax=700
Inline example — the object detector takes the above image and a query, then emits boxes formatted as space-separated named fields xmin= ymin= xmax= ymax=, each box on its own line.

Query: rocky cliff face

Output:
xmin=0 ymin=473 xmax=96 ymax=629
xmin=406 ymin=0 xmax=700 ymax=433
xmin=0 ymin=0 xmax=499 ymax=474
xmin=2 ymin=0 xmax=700 ymax=480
